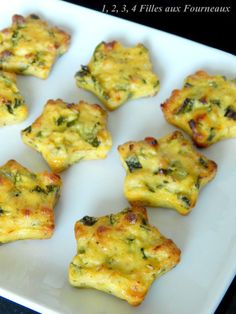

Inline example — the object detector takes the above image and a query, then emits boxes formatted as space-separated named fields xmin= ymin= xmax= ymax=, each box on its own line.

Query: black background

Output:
xmin=0 ymin=0 xmax=235 ymax=313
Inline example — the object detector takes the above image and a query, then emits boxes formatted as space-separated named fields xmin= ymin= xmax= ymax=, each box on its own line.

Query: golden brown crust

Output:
xmin=75 ymin=41 xmax=160 ymax=110
xmin=0 ymin=14 xmax=70 ymax=79
xmin=118 ymin=131 xmax=217 ymax=215
xmin=161 ymin=71 xmax=236 ymax=147
xmin=21 ymin=99 xmax=112 ymax=172
xmin=69 ymin=206 xmax=180 ymax=306
xmin=0 ymin=160 xmax=61 ymax=243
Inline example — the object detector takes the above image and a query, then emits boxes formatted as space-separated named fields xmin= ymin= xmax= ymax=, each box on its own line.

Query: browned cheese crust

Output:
xmin=118 ymin=131 xmax=217 ymax=215
xmin=0 ymin=160 xmax=62 ymax=243
xmin=21 ymin=99 xmax=112 ymax=172
xmin=161 ymin=71 xmax=236 ymax=147
xmin=69 ymin=206 xmax=180 ymax=306
xmin=75 ymin=41 xmax=160 ymax=110
xmin=0 ymin=14 xmax=70 ymax=78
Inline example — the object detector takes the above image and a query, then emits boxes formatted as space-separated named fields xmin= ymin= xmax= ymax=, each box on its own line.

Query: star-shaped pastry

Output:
xmin=69 ymin=206 xmax=180 ymax=305
xmin=75 ymin=41 xmax=160 ymax=110
xmin=118 ymin=131 xmax=217 ymax=215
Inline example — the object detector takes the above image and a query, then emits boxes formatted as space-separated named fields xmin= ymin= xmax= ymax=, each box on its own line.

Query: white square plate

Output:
xmin=0 ymin=0 xmax=235 ymax=313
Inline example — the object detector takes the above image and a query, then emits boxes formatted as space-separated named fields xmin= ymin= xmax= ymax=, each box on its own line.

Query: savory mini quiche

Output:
xmin=69 ymin=206 xmax=180 ymax=306
xmin=161 ymin=71 xmax=236 ymax=147
xmin=0 ymin=14 xmax=70 ymax=79
xmin=0 ymin=71 xmax=28 ymax=125
xmin=75 ymin=41 xmax=160 ymax=110
xmin=118 ymin=131 xmax=217 ymax=215
xmin=21 ymin=99 xmax=112 ymax=172
xmin=0 ymin=160 xmax=61 ymax=243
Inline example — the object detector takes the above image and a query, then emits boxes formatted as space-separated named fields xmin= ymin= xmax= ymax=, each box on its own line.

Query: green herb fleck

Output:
xmin=6 ymin=104 xmax=14 ymax=114
xmin=153 ymin=80 xmax=160 ymax=88
xmin=14 ymin=98 xmax=22 ymax=108
xmin=178 ymin=195 xmax=191 ymax=208
xmin=70 ymin=262 xmax=82 ymax=272
xmin=11 ymin=30 xmax=20 ymax=45
xmin=0 ymin=208 xmax=4 ymax=215
xmin=126 ymin=237 xmax=135 ymax=244
xmin=31 ymin=54 xmax=39 ymax=64
xmin=14 ymin=172 xmax=22 ymax=184
xmin=170 ymin=160 xmax=188 ymax=180
xmin=210 ymin=99 xmax=221 ymax=107
xmin=76 ymin=65 xmax=90 ymax=78
xmin=121 ymin=208 xmax=130 ymax=214
xmin=30 ymin=14 xmax=40 ymax=19
xmin=87 ymin=137 xmax=100 ymax=147
xmin=13 ymin=190 xmax=21 ymax=197
xmin=109 ymin=214 xmax=116 ymax=225
xmin=184 ymin=82 xmax=193 ymax=88
xmin=36 ymin=131 xmax=42 ymax=137
xmin=56 ymin=116 xmax=66 ymax=126
xmin=140 ymin=224 xmax=151 ymax=232
xmin=67 ymin=119 xmax=77 ymax=127
xmin=173 ymin=168 xmax=188 ymax=180
xmin=106 ymin=257 xmax=115 ymax=267
xmin=22 ymin=126 xmax=31 ymax=133
xmin=125 ymin=156 xmax=142 ymax=173
xmin=145 ymin=183 xmax=155 ymax=193
xmin=80 ymin=216 xmax=97 ymax=226
xmin=207 ymin=127 xmax=216 ymax=141
xmin=1 ymin=74 xmax=13 ymax=87
xmin=141 ymin=248 xmax=147 ymax=259
xmin=32 ymin=185 xmax=47 ymax=194
xmin=102 ymin=92 xmax=109 ymax=100
xmin=224 ymin=106 xmax=236 ymax=120
xmin=46 ymin=185 xmax=57 ymax=193
xmin=195 ymin=176 xmax=201 ymax=189
xmin=177 ymin=98 xmax=194 ymax=114
xmin=199 ymin=157 xmax=208 ymax=168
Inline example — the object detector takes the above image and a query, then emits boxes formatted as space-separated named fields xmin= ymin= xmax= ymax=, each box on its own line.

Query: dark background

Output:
xmin=74 ymin=0 xmax=235 ymax=54
xmin=0 ymin=0 xmax=235 ymax=313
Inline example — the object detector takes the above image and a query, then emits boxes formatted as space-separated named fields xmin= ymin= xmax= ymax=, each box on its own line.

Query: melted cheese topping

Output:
xmin=0 ymin=160 xmax=61 ymax=243
xmin=0 ymin=71 xmax=28 ymax=125
xmin=75 ymin=41 xmax=160 ymax=110
xmin=161 ymin=71 xmax=236 ymax=147
xmin=0 ymin=14 xmax=70 ymax=79
xmin=69 ymin=206 xmax=180 ymax=306
xmin=118 ymin=131 xmax=217 ymax=215
xmin=21 ymin=99 xmax=112 ymax=172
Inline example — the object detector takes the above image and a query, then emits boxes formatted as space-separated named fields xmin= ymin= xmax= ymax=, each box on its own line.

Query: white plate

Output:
xmin=0 ymin=0 xmax=236 ymax=313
